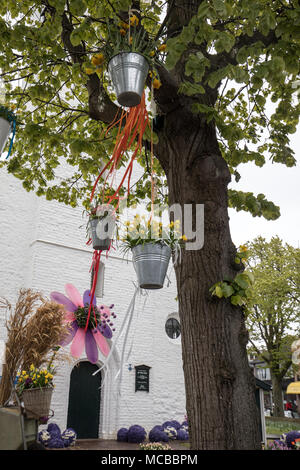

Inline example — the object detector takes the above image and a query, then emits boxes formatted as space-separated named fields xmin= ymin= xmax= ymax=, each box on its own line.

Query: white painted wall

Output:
xmin=0 ymin=168 xmax=186 ymax=438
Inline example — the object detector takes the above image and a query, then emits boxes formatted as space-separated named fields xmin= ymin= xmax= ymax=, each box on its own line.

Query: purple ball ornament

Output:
xmin=127 ymin=425 xmax=147 ymax=443
xmin=117 ymin=428 xmax=129 ymax=442
xmin=149 ymin=426 xmax=169 ymax=443
xmin=177 ymin=429 xmax=189 ymax=441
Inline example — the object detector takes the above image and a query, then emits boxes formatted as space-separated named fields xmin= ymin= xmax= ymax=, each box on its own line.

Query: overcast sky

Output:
xmin=228 ymin=127 xmax=300 ymax=248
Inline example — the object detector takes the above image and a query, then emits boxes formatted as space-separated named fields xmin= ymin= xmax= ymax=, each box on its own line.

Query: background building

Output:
xmin=0 ymin=168 xmax=186 ymax=438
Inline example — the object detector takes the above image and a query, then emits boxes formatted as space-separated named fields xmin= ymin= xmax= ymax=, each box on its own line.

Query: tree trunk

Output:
xmin=271 ymin=371 xmax=284 ymax=417
xmin=156 ymin=108 xmax=261 ymax=449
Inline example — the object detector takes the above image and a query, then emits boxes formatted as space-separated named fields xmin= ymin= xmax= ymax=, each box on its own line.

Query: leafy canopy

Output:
xmin=246 ymin=236 xmax=300 ymax=377
xmin=0 ymin=0 xmax=299 ymax=218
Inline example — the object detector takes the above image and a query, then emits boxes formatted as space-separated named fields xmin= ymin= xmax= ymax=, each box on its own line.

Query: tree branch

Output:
xmin=60 ymin=10 xmax=120 ymax=124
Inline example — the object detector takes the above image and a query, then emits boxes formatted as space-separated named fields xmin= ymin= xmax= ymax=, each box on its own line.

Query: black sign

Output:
xmin=135 ymin=365 xmax=151 ymax=392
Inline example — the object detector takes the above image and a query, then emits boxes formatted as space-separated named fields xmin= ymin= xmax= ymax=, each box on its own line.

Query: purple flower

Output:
xmin=50 ymin=284 xmax=116 ymax=363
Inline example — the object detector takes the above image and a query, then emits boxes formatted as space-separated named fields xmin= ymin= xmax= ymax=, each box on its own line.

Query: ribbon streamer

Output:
xmin=92 ymin=285 xmax=147 ymax=384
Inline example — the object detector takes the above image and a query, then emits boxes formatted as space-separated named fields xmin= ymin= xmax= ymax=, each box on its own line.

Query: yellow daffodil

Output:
xmin=153 ymin=78 xmax=162 ymax=89
xmin=91 ymin=53 xmax=105 ymax=66
xmin=30 ymin=364 xmax=35 ymax=371
xmin=239 ymin=245 xmax=248 ymax=252
xmin=149 ymin=50 xmax=155 ymax=57
xmin=125 ymin=221 xmax=131 ymax=226
xmin=129 ymin=36 xmax=133 ymax=45
xmin=119 ymin=28 xmax=126 ymax=36
xmin=158 ymin=44 xmax=167 ymax=52
xmin=181 ymin=235 xmax=188 ymax=241
xmin=118 ymin=21 xmax=129 ymax=30
xmin=85 ymin=68 xmax=95 ymax=75
xmin=22 ymin=370 xmax=27 ymax=376
xmin=130 ymin=14 xmax=139 ymax=26
xmin=169 ymin=221 xmax=174 ymax=228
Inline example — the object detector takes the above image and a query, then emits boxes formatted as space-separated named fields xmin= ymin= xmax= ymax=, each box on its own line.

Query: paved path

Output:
xmin=63 ymin=439 xmax=190 ymax=451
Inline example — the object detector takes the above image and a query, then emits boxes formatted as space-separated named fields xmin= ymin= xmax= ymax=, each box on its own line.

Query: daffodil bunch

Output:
xmin=139 ymin=442 xmax=172 ymax=450
xmin=235 ymin=244 xmax=250 ymax=265
xmin=16 ymin=364 xmax=55 ymax=394
xmin=120 ymin=214 xmax=187 ymax=252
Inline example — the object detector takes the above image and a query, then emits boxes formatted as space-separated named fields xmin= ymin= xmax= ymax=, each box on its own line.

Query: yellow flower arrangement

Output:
xmin=120 ymin=216 xmax=187 ymax=252
xmin=153 ymin=78 xmax=162 ymax=89
xmin=130 ymin=14 xmax=139 ymax=26
xmin=16 ymin=364 xmax=55 ymax=394
xmin=91 ymin=53 xmax=105 ymax=66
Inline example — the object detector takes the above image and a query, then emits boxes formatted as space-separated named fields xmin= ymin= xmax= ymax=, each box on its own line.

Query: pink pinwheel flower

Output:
xmin=50 ymin=284 xmax=117 ymax=364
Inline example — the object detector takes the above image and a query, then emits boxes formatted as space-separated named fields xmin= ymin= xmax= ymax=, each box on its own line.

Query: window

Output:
xmin=165 ymin=317 xmax=181 ymax=339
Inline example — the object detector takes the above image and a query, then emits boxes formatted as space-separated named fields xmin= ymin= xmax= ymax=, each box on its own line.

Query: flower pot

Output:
xmin=0 ymin=116 xmax=12 ymax=155
xmin=22 ymin=387 xmax=53 ymax=419
xmin=108 ymin=52 xmax=149 ymax=107
xmin=132 ymin=243 xmax=171 ymax=289
xmin=89 ymin=217 xmax=114 ymax=251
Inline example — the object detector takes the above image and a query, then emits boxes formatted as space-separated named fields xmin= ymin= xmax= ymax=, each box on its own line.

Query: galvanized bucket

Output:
xmin=0 ymin=117 xmax=12 ymax=155
xmin=108 ymin=52 xmax=149 ymax=107
xmin=132 ymin=243 xmax=171 ymax=289
xmin=89 ymin=217 xmax=114 ymax=251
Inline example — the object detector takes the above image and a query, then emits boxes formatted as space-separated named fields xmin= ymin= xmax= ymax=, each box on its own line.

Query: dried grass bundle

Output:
xmin=22 ymin=300 xmax=69 ymax=371
xmin=0 ymin=289 xmax=69 ymax=406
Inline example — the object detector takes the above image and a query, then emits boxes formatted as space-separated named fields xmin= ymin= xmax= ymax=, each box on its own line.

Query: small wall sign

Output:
xmin=135 ymin=364 xmax=151 ymax=392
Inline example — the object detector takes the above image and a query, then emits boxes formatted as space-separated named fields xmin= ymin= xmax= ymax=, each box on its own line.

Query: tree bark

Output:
xmin=155 ymin=107 xmax=262 ymax=449
xmin=271 ymin=371 xmax=284 ymax=417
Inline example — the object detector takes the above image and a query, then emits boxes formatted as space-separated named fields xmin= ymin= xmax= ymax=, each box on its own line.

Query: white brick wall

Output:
xmin=0 ymin=168 xmax=186 ymax=438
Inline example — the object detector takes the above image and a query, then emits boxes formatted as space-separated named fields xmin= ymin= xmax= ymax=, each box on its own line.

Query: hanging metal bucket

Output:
xmin=132 ymin=243 xmax=171 ymax=289
xmin=0 ymin=117 xmax=12 ymax=155
xmin=108 ymin=52 xmax=149 ymax=107
xmin=89 ymin=217 xmax=114 ymax=251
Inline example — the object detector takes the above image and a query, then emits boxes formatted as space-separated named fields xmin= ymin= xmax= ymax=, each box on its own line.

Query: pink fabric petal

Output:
xmin=50 ymin=292 xmax=77 ymax=312
xmin=85 ymin=329 xmax=98 ymax=364
xmin=70 ymin=327 xmax=86 ymax=358
xmin=65 ymin=284 xmax=84 ymax=307
xmin=92 ymin=328 xmax=110 ymax=357
xmin=64 ymin=311 xmax=76 ymax=322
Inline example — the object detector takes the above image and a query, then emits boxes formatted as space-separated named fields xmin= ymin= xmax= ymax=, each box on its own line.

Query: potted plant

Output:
xmin=121 ymin=215 xmax=186 ymax=289
xmin=85 ymin=15 xmax=163 ymax=107
xmin=88 ymin=204 xmax=116 ymax=251
xmin=0 ymin=104 xmax=16 ymax=158
xmin=16 ymin=364 xmax=55 ymax=419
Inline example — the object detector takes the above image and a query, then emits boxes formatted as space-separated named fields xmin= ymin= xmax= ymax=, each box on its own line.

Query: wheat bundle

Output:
xmin=0 ymin=289 xmax=68 ymax=406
